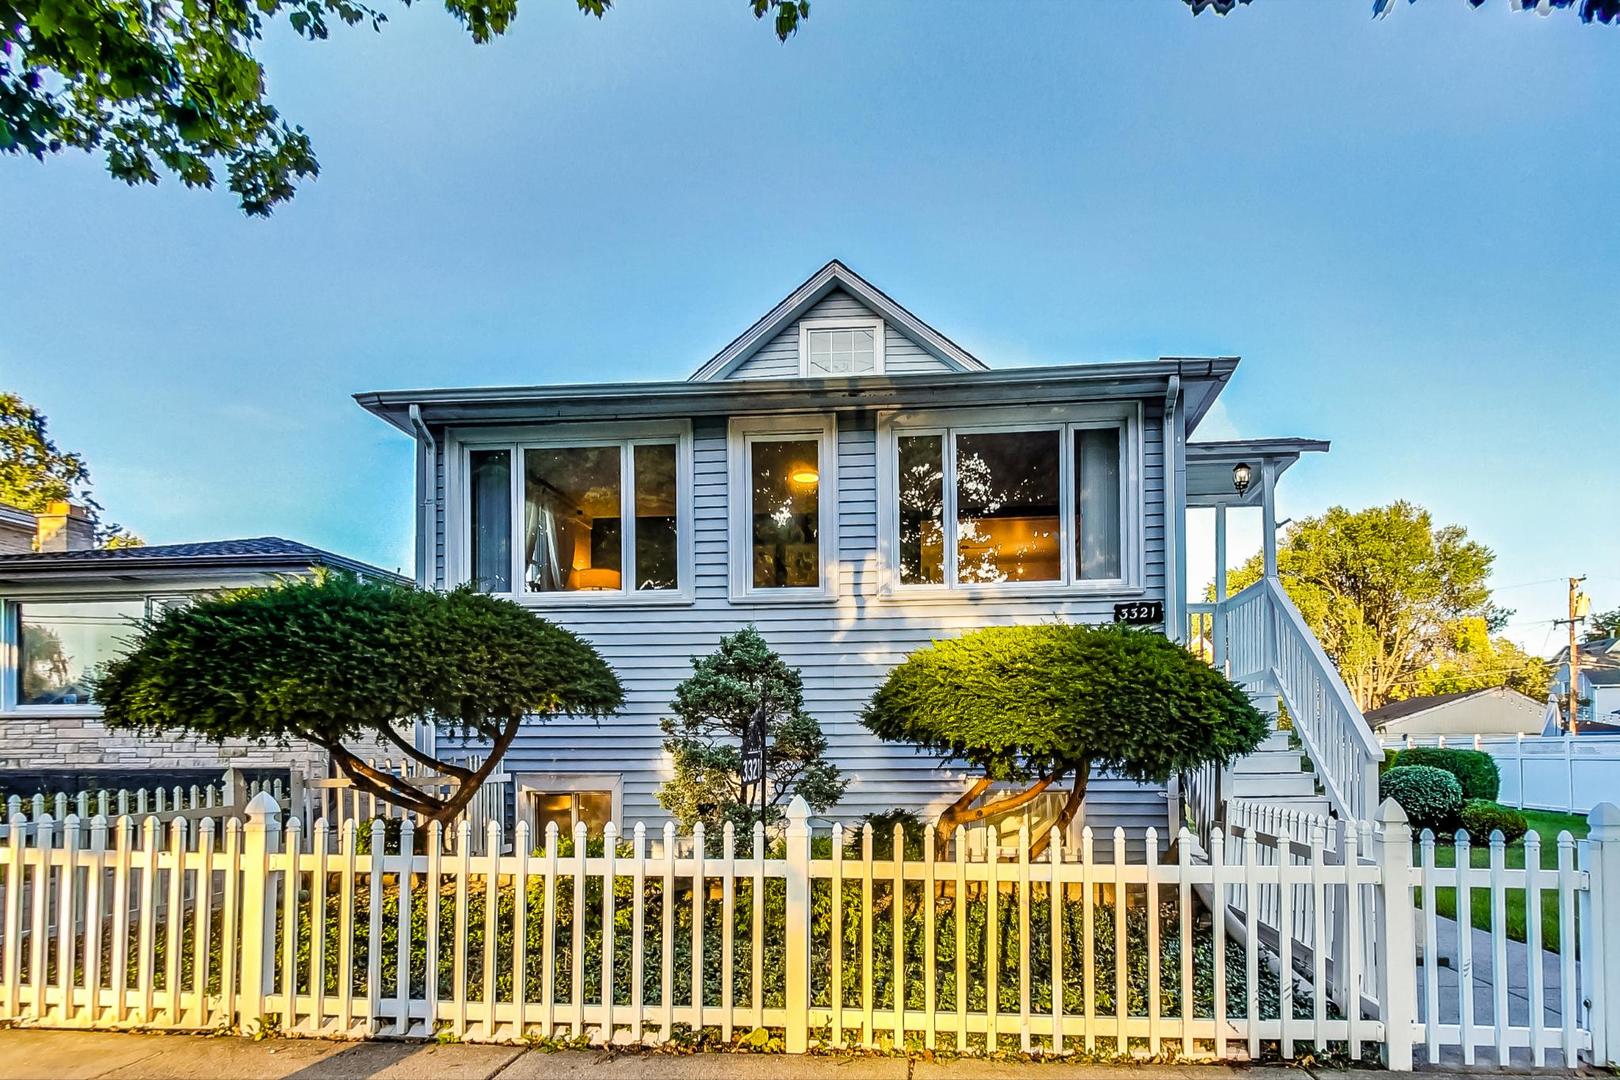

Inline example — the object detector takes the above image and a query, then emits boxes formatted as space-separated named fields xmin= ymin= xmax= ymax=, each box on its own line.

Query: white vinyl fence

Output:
xmin=2 ymin=793 xmax=1617 ymax=1069
xmin=1384 ymin=733 xmax=1620 ymax=816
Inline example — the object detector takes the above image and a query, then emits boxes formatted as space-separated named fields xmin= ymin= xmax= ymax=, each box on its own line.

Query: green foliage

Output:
xmin=1379 ymin=748 xmax=1400 ymax=776
xmin=1587 ymin=609 xmax=1620 ymax=643
xmin=265 ymin=866 xmax=1304 ymax=1048
xmin=1183 ymin=0 xmax=1620 ymax=25
xmin=0 ymin=391 xmax=139 ymax=546
xmin=1380 ymin=765 xmax=1463 ymax=832
xmin=1459 ymin=800 xmax=1529 ymax=846
xmin=1392 ymin=746 xmax=1500 ymax=801
xmin=96 ymin=573 xmax=622 ymax=816
xmin=857 ymin=809 xmax=926 ymax=860
xmin=2 ymin=0 xmax=809 ymax=216
xmin=1221 ymin=503 xmax=1509 ymax=711
xmin=1404 ymin=617 xmax=1550 ymax=703
xmin=658 ymin=626 xmax=845 ymax=833
xmin=861 ymin=623 xmax=1269 ymax=787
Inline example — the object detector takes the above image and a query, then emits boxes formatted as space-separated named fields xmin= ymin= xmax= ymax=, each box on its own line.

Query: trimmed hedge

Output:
xmin=1392 ymin=747 xmax=1500 ymax=801
xmin=1380 ymin=765 xmax=1463 ymax=832
xmin=1459 ymin=800 xmax=1530 ymax=846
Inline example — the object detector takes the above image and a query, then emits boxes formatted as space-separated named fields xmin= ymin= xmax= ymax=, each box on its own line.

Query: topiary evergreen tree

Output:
xmin=96 ymin=572 xmax=623 ymax=824
xmin=862 ymin=622 xmax=1269 ymax=858
xmin=657 ymin=626 xmax=845 ymax=832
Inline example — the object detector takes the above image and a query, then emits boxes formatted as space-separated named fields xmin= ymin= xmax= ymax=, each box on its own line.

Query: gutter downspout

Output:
xmin=408 ymin=404 xmax=437 ymax=591
xmin=1164 ymin=374 xmax=1185 ymax=645
xmin=408 ymin=404 xmax=439 ymax=761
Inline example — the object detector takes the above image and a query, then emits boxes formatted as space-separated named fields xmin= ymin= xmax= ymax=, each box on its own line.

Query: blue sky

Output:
xmin=3 ymin=0 xmax=1616 ymax=652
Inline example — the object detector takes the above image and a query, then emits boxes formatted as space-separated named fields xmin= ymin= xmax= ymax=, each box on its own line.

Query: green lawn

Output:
xmin=1422 ymin=810 xmax=1588 ymax=951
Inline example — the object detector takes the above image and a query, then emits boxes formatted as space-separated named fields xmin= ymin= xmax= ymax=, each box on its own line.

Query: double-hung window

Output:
xmin=728 ymin=415 xmax=838 ymax=601
xmin=882 ymin=405 xmax=1139 ymax=593
xmin=462 ymin=422 xmax=692 ymax=601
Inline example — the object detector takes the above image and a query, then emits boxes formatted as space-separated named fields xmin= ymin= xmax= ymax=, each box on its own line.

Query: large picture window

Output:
xmin=8 ymin=598 xmax=148 ymax=709
xmin=461 ymin=424 xmax=690 ymax=601
xmin=885 ymin=409 xmax=1137 ymax=592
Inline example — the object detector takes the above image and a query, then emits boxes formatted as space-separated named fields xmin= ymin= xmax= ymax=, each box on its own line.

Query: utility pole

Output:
xmin=1558 ymin=576 xmax=1591 ymax=735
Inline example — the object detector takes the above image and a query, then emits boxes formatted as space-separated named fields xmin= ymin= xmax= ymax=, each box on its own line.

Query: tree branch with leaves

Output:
xmin=1217 ymin=502 xmax=1514 ymax=712
xmin=96 ymin=572 xmax=624 ymax=824
xmin=862 ymin=622 xmax=1269 ymax=859
xmin=657 ymin=625 xmax=846 ymax=833
xmin=2 ymin=0 xmax=810 ymax=215
xmin=0 ymin=391 xmax=140 ymax=546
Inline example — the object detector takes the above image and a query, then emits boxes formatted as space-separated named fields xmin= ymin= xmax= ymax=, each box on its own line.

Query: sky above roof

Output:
xmin=4 ymin=0 xmax=1616 ymax=654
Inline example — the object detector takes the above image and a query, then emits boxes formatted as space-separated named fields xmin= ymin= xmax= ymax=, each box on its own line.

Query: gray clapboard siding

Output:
xmin=436 ymin=403 xmax=1172 ymax=845
xmin=725 ymin=289 xmax=957 ymax=381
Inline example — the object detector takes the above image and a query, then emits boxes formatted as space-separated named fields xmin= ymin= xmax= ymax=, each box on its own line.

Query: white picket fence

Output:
xmin=1 ymin=793 xmax=1616 ymax=1068
xmin=1384 ymin=733 xmax=1620 ymax=817
xmin=0 ymin=761 xmax=509 ymax=854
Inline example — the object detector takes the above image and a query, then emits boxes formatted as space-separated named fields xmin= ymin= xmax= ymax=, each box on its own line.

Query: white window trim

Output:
xmin=798 ymin=317 xmax=885 ymax=378
xmin=1 ymin=593 xmax=166 ymax=716
xmin=447 ymin=419 xmax=696 ymax=608
xmin=727 ymin=414 xmax=840 ymax=603
xmin=514 ymin=771 xmax=624 ymax=836
xmin=875 ymin=402 xmax=1145 ymax=599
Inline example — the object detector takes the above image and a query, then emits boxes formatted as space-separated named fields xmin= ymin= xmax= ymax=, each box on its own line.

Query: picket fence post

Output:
xmin=784 ymin=795 xmax=812 ymax=1053
xmin=1373 ymin=798 xmax=1416 ymax=1071
xmin=1584 ymin=802 xmax=1620 ymax=1066
xmin=237 ymin=791 xmax=283 ymax=1034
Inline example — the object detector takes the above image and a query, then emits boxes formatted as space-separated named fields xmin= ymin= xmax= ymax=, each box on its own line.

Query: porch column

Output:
xmin=1213 ymin=504 xmax=1228 ymax=671
xmin=1261 ymin=460 xmax=1279 ymax=580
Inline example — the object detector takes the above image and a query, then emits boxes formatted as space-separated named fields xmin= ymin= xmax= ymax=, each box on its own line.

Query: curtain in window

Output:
xmin=469 ymin=450 xmax=511 ymax=592
xmin=1075 ymin=428 xmax=1122 ymax=579
xmin=525 ymin=498 xmax=563 ymax=592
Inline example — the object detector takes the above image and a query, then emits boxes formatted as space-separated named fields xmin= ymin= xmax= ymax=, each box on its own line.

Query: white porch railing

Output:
xmin=1196 ymin=578 xmax=1382 ymax=825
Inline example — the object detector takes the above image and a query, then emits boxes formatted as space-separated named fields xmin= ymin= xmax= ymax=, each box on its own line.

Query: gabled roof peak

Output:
xmin=687 ymin=260 xmax=987 ymax=382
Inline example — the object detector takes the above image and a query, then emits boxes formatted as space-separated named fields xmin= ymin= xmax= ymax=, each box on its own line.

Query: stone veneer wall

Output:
xmin=0 ymin=713 xmax=396 ymax=781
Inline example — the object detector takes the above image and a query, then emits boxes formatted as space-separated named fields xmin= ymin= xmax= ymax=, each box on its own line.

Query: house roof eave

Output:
xmin=355 ymin=357 xmax=1241 ymax=435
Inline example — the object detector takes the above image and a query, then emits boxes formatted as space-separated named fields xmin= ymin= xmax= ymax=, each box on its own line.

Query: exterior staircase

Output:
xmin=1227 ymin=728 xmax=1331 ymax=818
xmin=1184 ymin=579 xmax=1382 ymax=842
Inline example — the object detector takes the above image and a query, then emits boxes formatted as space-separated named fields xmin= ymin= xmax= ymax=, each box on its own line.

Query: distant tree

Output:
xmin=862 ymin=623 xmax=1268 ymax=858
xmin=1222 ymin=502 xmax=1505 ymax=712
xmin=97 ymin=573 xmax=623 ymax=823
xmin=2 ymin=0 xmax=809 ymax=216
xmin=0 ymin=392 xmax=140 ymax=547
xmin=1586 ymin=609 xmax=1620 ymax=643
xmin=1184 ymin=0 xmax=1618 ymax=24
xmin=657 ymin=626 xmax=846 ymax=833
xmin=1403 ymin=616 xmax=1550 ymax=702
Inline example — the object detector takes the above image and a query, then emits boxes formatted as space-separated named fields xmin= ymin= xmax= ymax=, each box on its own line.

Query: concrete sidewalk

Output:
xmin=0 ymin=1028 xmax=1549 ymax=1079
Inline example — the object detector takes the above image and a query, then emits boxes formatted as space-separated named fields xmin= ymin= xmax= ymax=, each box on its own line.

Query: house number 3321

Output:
xmin=1113 ymin=601 xmax=1164 ymax=625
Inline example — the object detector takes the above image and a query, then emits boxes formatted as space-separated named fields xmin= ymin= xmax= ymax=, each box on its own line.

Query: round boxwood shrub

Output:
xmin=1459 ymin=800 xmax=1529 ymax=846
xmin=1391 ymin=747 xmax=1499 ymax=801
xmin=1380 ymin=765 xmax=1463 ymax=832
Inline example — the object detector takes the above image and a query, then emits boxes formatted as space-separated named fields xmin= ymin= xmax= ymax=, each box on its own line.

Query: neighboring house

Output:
xmin=355 ymin=259 xmax=1369 ymax=842
xmin=0 ymin=536 xmax=404 ymax=794
xmin=0 ymin=500 xmax=94 ymax=555
xmin=1366 ymin=686 xmax=1545 ymax=741
xmin=1550 ymin=636 xmax=1620 ymax=730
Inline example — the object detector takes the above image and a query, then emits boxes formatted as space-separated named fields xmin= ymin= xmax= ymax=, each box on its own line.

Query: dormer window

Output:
xmin=799 ymin=318 xmax=884 ymax=377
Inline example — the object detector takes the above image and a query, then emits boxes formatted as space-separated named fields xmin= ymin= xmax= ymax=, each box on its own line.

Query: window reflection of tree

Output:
xmin=954 ymin=433 xmax=1060 ymax=584
xmin=751 ymin=441 xmax=819 ymax=589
